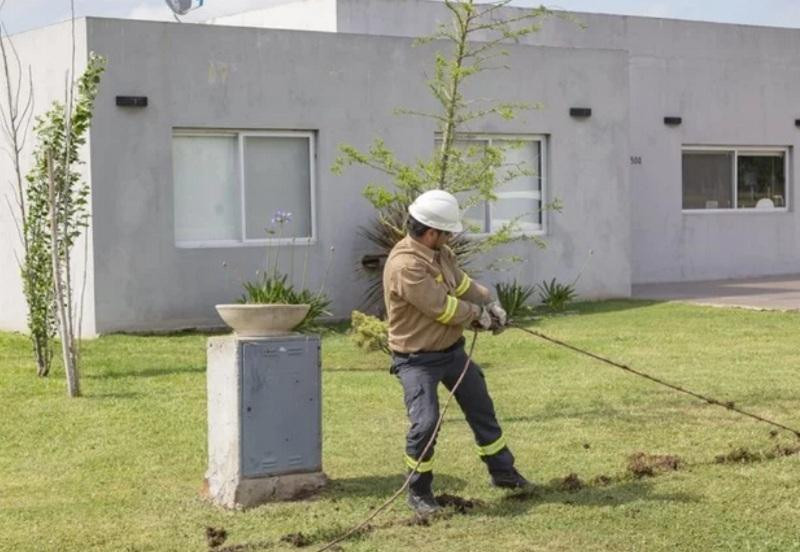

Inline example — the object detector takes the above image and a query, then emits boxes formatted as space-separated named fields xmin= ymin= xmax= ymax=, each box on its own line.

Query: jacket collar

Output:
xmin=403 ymin=235 xmax=437 ymax=264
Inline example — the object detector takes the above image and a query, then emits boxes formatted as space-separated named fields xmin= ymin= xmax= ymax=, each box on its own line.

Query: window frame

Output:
xmin=681 ymin=145 xmax=790 ymax=215
xmin=172 ymin=129 xmax=317 ymax=248
xmin=438 ymin=133 xmax=548 ymax=238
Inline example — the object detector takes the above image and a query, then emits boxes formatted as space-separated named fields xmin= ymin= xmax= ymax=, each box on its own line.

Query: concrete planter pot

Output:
xmin=215 ymin=304 xmax=311 ymax=337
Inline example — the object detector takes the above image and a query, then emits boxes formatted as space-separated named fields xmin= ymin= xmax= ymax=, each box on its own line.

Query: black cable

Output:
xmin=315 ymin=329 xmax=481 ymax=552
xmin=511 ymin=324 xmax=800 ymax=439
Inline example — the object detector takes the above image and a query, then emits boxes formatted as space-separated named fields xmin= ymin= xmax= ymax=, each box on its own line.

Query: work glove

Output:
xmin=471 ymin=306 xmax=494 ymax=331
xmin=487 ymin=301 xmax=507 ymax=328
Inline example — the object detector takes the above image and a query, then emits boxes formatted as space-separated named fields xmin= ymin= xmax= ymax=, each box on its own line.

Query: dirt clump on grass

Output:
xmin=769 ymin=443 xmax=800 ymax=458
xmin=436 ymin=493 xmax=483 ymax=514
xmin=205 ymin=526 xmax=228 ymax=548
xmin=714 ymin=447 xmax=762 ymax=464
xmin=627 ymin=452 xmax=682 ymax=478
xmin=280 ymin=532 xmax=312 ymax=548
xmin=591 ymin=474 xmax=613 ymax=486
xmin=557 ymin=473 xmax=584 ymax=492
xmin=716 ymin=443 xmax=800 ymax=464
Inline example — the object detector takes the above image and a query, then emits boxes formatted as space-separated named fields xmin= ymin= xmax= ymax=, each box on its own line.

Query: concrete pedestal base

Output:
xmin=205 ymin=471 xmax=327 ymax=509
xmin=205 ymin=335 xmax=325 ymax=510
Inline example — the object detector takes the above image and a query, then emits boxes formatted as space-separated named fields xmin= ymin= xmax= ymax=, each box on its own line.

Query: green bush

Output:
xmin=495 ymin=280 xmax=537 ymax=321
xmin=537 ymin=278 xmax=577 ymax=312
xmin=350 ymin=311 xmax=390 ymax=355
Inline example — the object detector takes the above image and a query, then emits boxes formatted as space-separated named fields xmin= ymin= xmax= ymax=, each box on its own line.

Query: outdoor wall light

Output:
xmin=116 ymin=96 xmax=148 ymax=107
xmin=570 ymin=107 xmax=592 ymax=118
xmin=664 ymin=116 xmax=682 ymax=126
xmin=360 ymin=254 xmax=385 ymax=271
xmin=795 ymin=119 xmax=800 ymax=128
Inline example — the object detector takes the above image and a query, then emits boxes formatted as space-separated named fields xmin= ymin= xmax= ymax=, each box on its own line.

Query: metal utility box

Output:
xmin=205 ymin=334 xmax=326 ymax=509
xmin=240 ymin=337 xmax=321 ymax=477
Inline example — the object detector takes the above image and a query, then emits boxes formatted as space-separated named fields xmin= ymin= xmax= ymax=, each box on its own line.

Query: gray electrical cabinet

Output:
xmin=240 ymin=336 xmax=321 ymax=477
xmin=205 ymin=334 xmax=326 ymax=509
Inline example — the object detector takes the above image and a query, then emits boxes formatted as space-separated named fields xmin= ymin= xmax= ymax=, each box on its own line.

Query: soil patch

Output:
xmin=280 ymin=532 xmax=312 ymax=548
xmin=435 ymin=493 xmax=483 ymax=514
xmin=716 ymin=443 xmax=800 ymax=464
xmin=627 ymin=452 xmax=682 ymax=478
xmin=591 ymin=475 xmax=613 ymax=486
xmin=206 ymin=526 xmax=227 ymax=548
xmin=714 ymin=447 xmax=761 ymax=464
xmin=557 ymin=473 xmax=584 ymax=492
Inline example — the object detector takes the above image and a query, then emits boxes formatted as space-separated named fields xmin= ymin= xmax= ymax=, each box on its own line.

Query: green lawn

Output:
xmin=2 ymin=300 xmax=800 ymax=551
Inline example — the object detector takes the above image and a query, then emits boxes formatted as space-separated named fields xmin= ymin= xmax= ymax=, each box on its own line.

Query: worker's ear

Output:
xmin=425 ymin=228 xmax=440 ymax=242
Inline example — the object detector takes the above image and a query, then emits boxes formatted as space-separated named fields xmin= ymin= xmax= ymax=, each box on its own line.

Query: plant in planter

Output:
xmin=216 ymin=210 xmax=332 ymax=336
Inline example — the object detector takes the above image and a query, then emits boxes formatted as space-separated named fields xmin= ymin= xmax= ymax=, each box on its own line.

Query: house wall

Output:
xmin=336 ymin=0 xmax=800 ymax=283
xmin=85 ymin=18 xmax=629 ymax=332
xmin=208 ymin=0 xmax=337 ymax=32
xmin=0 ymin=20 xmax=96 ymax=336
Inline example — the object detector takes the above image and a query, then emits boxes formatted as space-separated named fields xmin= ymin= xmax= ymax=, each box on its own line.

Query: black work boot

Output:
xmin=407 ymin=491 xmax=441 ymax=516
xmin=491 ymin=468 xmax=532 ymax=490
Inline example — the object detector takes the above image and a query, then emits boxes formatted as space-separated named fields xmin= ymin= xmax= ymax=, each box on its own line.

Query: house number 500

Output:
xmin=630 ymin=156 xmax=642 ymax=165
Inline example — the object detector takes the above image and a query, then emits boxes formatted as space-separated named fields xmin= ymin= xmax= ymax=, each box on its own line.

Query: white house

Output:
xmin=1 ymin=0 xmax=798 ymax=335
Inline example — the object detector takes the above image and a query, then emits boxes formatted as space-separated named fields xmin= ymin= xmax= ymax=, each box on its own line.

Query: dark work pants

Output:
xmin=391 ymin=338 xmax=515 ymax=495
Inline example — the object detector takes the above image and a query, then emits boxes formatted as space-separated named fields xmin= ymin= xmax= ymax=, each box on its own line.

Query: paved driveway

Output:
xmin=632 ymin=275 xmax=800 ymax=311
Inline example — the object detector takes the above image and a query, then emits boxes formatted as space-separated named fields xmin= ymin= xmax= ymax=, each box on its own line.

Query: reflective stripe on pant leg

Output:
xmin=405 ymin=453 xmax=434 ymax=472
xmin=476 ymin=435 xmax=507 ymax=457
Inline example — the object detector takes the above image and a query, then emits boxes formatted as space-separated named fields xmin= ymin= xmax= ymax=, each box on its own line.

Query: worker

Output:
xmin=383 ymin=189 xmax=530 ymax=516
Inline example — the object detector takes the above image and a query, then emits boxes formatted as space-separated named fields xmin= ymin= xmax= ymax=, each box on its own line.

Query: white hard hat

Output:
xmin=408 ymin=190 xmax=463 ymax=233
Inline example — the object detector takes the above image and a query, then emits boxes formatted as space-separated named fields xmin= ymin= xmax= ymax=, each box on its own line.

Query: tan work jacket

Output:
xmin=383 ymin=235 xmax=491 ymax=354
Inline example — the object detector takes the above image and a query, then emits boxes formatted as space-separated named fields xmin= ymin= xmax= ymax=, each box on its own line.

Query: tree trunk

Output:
xmin=47 ymin=153 xmax=79 ymax=397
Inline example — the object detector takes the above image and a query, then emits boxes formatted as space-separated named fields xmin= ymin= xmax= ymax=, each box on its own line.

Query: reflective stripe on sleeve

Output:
xmin=435 ymin=295 xmax=458 ymax=324
xmin=454 ymin=274 xmax=471 ymax=297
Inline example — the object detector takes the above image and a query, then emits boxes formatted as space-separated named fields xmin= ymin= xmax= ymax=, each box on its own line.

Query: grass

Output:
xmin=2 ymin=300 xmax=800 ymax=551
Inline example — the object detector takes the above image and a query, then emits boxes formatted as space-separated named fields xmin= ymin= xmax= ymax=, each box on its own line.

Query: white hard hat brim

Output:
xmin=408 ymin=204 xmax=463 ymax=233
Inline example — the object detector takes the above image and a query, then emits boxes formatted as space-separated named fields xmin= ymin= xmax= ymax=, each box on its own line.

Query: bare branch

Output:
xmin=467 ymin=9 xmax=548 ymax=35
xmin=474 ymin=0 xmax=514 ymax=20
xmin=394 ymin=107 xmax=447 ymax=122
xmin=4 ymin=192 xmax=24 ymax=251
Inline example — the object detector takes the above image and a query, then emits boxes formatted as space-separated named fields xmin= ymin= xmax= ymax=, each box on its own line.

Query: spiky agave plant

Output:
xmin=495 ymin=280 xmax=537 ymax=321
xmin=357 ymin=200 xmax=483 ymax=313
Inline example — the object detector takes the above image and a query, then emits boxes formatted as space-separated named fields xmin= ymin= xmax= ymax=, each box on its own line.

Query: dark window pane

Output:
xmin=737 ymin=154 xmax=785 ymax=209
xmin=682 ymin=152 xmax=733 ymax=209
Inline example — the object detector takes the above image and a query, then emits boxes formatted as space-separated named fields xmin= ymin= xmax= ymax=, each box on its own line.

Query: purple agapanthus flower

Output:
xmin=271 ymin=209 xmax=293 ymax=225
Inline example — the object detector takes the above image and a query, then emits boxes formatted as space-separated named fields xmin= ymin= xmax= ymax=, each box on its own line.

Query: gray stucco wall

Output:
xmin=0 ymin=21 xmax=96 ymax=336
xmin=337 ymin=0 xmax=800 ymax=283
xmin=85 ymin=18 xmax=629 ymax=332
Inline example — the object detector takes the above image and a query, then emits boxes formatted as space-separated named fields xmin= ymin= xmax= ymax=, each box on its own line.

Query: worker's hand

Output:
xmin=487 ymin=301 xmax=507 ymax=328
xmin=471 ymin=306 xmax=493 ymax=331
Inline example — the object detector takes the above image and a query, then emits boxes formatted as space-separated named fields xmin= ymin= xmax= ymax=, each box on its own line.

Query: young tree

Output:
xmin=0 ymin=8 xmax=55 ymax=376
xmin=26 ymin=52 xmax=105 ymax=396
xmin=333 ymin=0 xmax=561 ymax=310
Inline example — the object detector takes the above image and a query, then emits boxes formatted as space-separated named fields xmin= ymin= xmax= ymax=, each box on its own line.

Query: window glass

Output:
xmin=436 ymin=136 xmax=545 ymax=234
xmin=243 ymin=136 xmax=311 ymax=239
xmin=173 ymin=135 xmax=239 ymax=242
xmin=737 ymin=154 xmax=785 ymax=209
xmin=491 ymin=140 xmax=542 ymax=233
xmin=682 ymin=152 xmax=734 ymax=209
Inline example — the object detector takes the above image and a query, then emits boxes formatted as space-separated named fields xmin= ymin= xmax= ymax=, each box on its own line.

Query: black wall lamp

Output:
xmin=795 ymin=119 xmax=800 ymax=128
xmin=360 ymin=254 xmax=386 ymax=271
xmin=116 ymin=95 xmax=148 ymax=107
xmin=570 ymin=107 xmax=591 ymax=118
xmin=664 ymin=116 xmax=682 ymax=126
